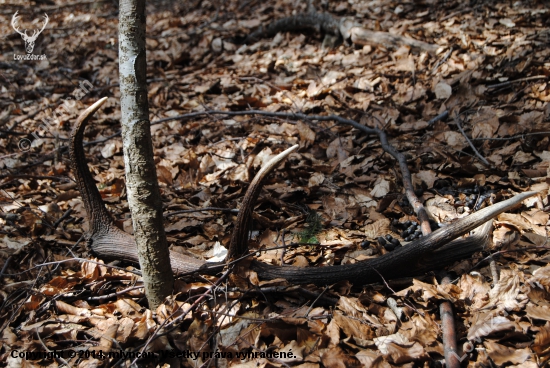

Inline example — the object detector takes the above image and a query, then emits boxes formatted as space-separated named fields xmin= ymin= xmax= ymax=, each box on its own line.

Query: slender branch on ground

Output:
xmin=164 ymin=207 xmax=239 ymax=217
xmin=3 ymin=103 xmax=55 ymax=128
xmin=0 ymin=152 xmax=22 ymax=161
xmin=1 ymin=257 xmax=142 ymax=277
xmin=367 ymin=114 xmax=432 ymax=235
xmin=432 ymin=48 xmax=453 ymax=74
xmin=0 ymin=257 xmax=12 ymax=279
xmin=36 ymin=331 xmax=71 ymax=367
xmin=239 ymin=76 xmax=285 ymax=92
xmin=486 ymin=75 xmax=547 ymax=89
xmin=149 ymin=109 xmax=434 ymax=235
xmin=372 ymin=267 xmax=424 ymax=317
xmin=449 ymin=245 xmax=550 ymax=282
xmin=0 ymin=173 xmax=71 ymax=181
xmin=52 ymin=208 xmax=72 ymax=229
xmin=453 ymin=113 xmax=491 ymax=167
xmin=471 ymin=131 xmax=550 ymax=141
xmin=304 ymin=286 xmax=329 ymax=317
xmin=233 ymin=286 xmax=338 ymax=305
xmin=87 ymin=285 xmax=144 ymax=301
xmin=427 ymin=110 xmax=449 ymax=126
xmin=440 ymin=274 xmax=460 ymax=368
xmin=0 ymin=129 xmax=30 ymax=136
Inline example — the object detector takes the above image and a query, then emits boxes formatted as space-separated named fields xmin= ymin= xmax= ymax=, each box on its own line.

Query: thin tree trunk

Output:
xmin=118 ymin=0 xmax=173 ymax=308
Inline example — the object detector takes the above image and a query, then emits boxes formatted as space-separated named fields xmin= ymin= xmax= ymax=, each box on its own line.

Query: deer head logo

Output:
xmin=11 ymin=11 xmax=49 ymax=54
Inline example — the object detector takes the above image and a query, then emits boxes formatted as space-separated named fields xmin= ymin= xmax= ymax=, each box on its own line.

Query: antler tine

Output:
xmin=40 ymin=13 xmax=49 ymax=33
xmin=11 ymin=11 xmax=20 ymax=26
xmin=31 ymin=13 xmax=48 ymax=38
xmin=11 ymin=11 xmax=26 ymax=36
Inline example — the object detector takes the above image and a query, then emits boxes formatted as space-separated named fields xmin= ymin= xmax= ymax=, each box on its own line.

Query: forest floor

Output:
xmin=1 ymin=0 xmax=550 ymax=367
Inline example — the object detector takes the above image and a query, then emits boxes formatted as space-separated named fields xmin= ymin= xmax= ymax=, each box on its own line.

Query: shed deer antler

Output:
xmin=70 ymin=98 xmax=298 ymax=276
xmin=71 ymin=99 xmax=537 ymax=286
xmin=11 ymin=11 xmax=49 ymax=54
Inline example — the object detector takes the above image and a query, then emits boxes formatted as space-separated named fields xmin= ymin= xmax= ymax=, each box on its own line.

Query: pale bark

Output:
xmin=118 ymin=0 xmax=173 ymax=308
xmin=347 ymin=27 xmax=439 ymax=54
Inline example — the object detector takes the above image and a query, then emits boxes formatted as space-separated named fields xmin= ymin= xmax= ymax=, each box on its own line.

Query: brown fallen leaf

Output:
xmin=484 ymin=340 xmax=534 ymax=366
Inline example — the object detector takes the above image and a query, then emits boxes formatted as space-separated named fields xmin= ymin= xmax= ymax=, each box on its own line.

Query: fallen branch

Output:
xmin=440 ymin=274 xmax=461 ymax=368
xmin=340 ymin=19 xmax=440 ymax=54
xmin=246 ymin=12 xmax=340 ymax=44
xmin=471 ymin=131 xmax=550 ymax=141
xmin=246 ymin=11 xmax=440 ymax=54
xmin=486 ymin=75 xmax=547 ymax=89
xmin=164 ymin=207 xmax=239 ymax=217
xmin=454 ymin=112 xmax=491 ymax=167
